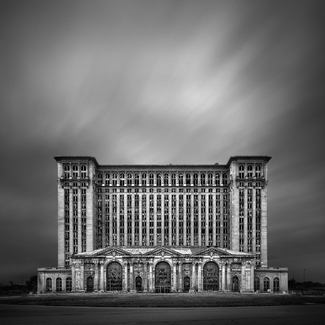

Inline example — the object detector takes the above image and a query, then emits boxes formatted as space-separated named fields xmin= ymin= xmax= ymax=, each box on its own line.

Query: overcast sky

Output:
xmin=1 ymin=0 xmax=325 ymax=284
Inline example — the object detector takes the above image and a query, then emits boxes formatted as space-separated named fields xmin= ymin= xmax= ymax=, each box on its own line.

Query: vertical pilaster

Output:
xmin=100 ymin=261 xmax=104 ymax=291
xmin=173 ymin=262 xmax=177 ymax=292
xmin=198 ymin=262 xmax=202 ymax=292
xmin=221 ymin=263 xmax=226 ymax=291
xmin=94 ymin=262 xmax=99 ymax=291
xmin=178 ymin=263 xmax=182 ymax=292
xmin=191 ymin=262 xmax=196 ymax=290
xmin=124 ymin=262 xmax=128 ymax=292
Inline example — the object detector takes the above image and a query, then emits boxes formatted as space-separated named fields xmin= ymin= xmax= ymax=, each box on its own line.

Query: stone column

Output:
xmin=178 ymin=263 xmax=182 ymax=292
xmin=149 ymin=262 xmax=153 ymax=292
xmin=198 ymin=262 xmax=202 ymax=292
xmin=80 ymin=263 xmax=84 ymax=291
xmin=100 ymin=261 xmax=104 ymax=291
xmin=124 ymin=262 xmax=128 ymax=292
xmin=221 ymin=263 xmax=226 ymax=291
xmin=172 ymin=262 xmax=177 ymax=292
xmin=71 ymin=262 xmax=76 ymax=292
xmin=143 ymin=263 xmax=148 ymax=292
xmin=241 ymin=262 xmax=246 ymax=292
xmin=94 ymin=262 xmax=99 ymax=291
xmin=130 ymin=262 xmax=134 ymax=291
xmin=191 ymin=262 xmax=196 ymax=290
xmin=250 ymin=264 xmax=255 ymax=291
xmin=227 ymin=264 xmax=231 ymax=291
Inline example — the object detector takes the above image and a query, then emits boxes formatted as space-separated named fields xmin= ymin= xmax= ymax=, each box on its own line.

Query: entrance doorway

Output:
xmin=155 ymin=262 xmax=171 ymax=293
xmin=86 ymin=276 xmax=94 ymax=292
xmin=233 ymin=276 xmax=239 ymax=292
xmin=107 ymin=262 xmax=122 ymax=291
xmin=184 ymin=276 xmax=190 ymax=292
xmin=203 ymin=262 xmax=219 ymax=291
xmin=136 ymin=276 xmax=142 ymax=292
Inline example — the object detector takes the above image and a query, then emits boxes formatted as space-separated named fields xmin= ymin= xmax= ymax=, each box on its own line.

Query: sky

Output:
xmin=1 ymin=0 xmax=325 ymax=284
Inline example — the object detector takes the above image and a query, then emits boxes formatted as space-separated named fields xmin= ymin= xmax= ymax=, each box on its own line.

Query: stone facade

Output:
xmin=37 ymin=155 xmax=288 ymax=293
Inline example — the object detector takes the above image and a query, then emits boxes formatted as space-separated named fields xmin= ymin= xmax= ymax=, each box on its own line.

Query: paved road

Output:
xmin=0 ymin=304 xmax=323 ymax=325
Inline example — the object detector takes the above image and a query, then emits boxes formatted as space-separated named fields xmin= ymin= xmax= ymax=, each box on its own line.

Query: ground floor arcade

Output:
xmin=38 ymin=247 xmax=288 ymax=293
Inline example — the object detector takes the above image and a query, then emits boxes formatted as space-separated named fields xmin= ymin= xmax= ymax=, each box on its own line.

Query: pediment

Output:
xmin=193 ymin=247 xmax=233 ymax=257
xmin=94 ymin=247 xmax=133 ymax=257
xmin=143 ymin=246 xmax=182 ymax=257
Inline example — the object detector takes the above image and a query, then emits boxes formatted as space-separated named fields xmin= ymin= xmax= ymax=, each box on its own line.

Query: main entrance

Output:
xmin=155 ymin=262 xmax=171 ymax=293
xmin=107 ymin=262 xmax=122 ymax=291
xmin=135 ymin=276 xmax=142 ymax=292
xmin=203 ymin=262 xmax=219 ymax=291
xmin=183 ymin=276 xmax=190 ymax=292
xmin=86 ymin=276 xmax=93 ymax=292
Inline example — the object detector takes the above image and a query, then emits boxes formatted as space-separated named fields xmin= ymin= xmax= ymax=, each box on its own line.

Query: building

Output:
xmin=38 ymin=156 xmax=288 ymax=293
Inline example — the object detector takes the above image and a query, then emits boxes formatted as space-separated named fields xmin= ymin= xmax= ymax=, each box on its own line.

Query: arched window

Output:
xmin=247 ymin=165 xmax=253 ymax=178
xmin=203 ymin=262 xmax=219 ymax=291
xmin=254 ymin=277 xmax=260 ymax=291
xmin=155 ymin=262 xmax=171 ymax=293
xmin=134 ymin=173 xmax=139 ymax=186
xmin=120 ymin=173 xmax=125 ymax=186
xmin=264 ymin=277 xmax=270 ymax=292
xmin=157 ymin=174 xmax=162 ymax=186
xmin=208 ymin=173 xmax=213 ymax=186
xmin=66 ymin=277 xmax=72 ymax=292
xmin=149 ymin=173 xmax=154 ymax=186
xmin=141 ymin=173 xmax=147 ymax=186
xmin=127 ymin=173 xmax=132 ymax=186
xmin=256 ymin=165 xmax=261 ymax=178
xmin=164 ymin=173 xmax=169 ymax=186
xmin=72 ymin=165 xmax=79 ymax=178
xmin=56 ymin=277 xmax=62 ymax=292
xmin=171 ymin=173 xmax=176 ymax=186
xmin=64 ymin=165 xmax=70 ymax=179
xmin=81 ymin=165 xmax=87 ymax=178
xmin=273 ymin=277 xmax=280 ymax=292
xmin=200 ymin=173 xmax=206 ymax=186
xmin=193 ymin=173 xmax=198 ymax=186
xmin=46 ymin=278 xmax=52 ymax=292
xmin=107 ymin=262 xmax=122 ymax=291
xmin=239 ymin=165 xmax=244 ymax=179
xmin=186 ymin=173 xmax=191 ymax=186
xmin=105 ymin=173 xmax=110 ymax=186
xmin=215 ymin=173 xmax=220 ymax=186
xmin=222 ymin=173 xmax=228 ymax=185
xmin=112 ymin=173 xmax=118 ymax=186
xmin=178 ymin=174 xmax=183 ymax=186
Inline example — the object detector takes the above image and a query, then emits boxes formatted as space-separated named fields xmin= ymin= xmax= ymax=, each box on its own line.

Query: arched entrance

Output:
xmin=135 ymin=276 xmax=142 ymax=292
xmin=107 ymin=262 xmax=122 ymax=291
xmin=203 ymin=262 xmax=219 ymax=291
xmin=86 ymin=276 xmax=93 ymax=292
xmin=184 ymin=276 xmax=190 ymax=292
xmin=155 ymin=262 xmax=171 ymax=293
xmin=232 ymin=276 xmax=239 ymax=292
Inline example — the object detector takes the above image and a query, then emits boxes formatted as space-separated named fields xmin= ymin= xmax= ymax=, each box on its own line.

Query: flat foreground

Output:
xmin=0 ymin=292 xmax=324 ymax=307
xmin=1 ymin=304 xmax=325 ymax=325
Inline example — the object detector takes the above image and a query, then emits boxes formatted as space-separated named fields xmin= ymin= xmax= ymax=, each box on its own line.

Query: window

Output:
xmin=149 ymin=173 xmax=154 ymax=186
xmin=222 ymin=173 xmax=228 ymax=185
xmin=254 ymin=277 xmax=260 ymax=291
xmin=178 ymin=174 xmax=183 ymax=186
xmin=141 ymin=173 xmax=147 ymax=186
xmin=200 ymin=173 xmax=206 ymax=186
xmin=247 ymin=165 xmax=253 ymax=178
xmin=273 ymin=277 xmax=280 ymax=292
xmin=256 ymin=165 xmax=261 ymax=178
xmin=46 ymin=278 xmax=52 ymax=292
xmin=186 ymin=173 xmax=191 ymax=186
xmin=72 ymin=165 xmax=78 ymax=178
xmin=239 ymin=165 xmax=244 ymax=178
xmin=208 ymin=173 xmax=213 ymax=186
xmin=157 ymin=174 xmax=162 ymax=186
xmin=120 ymin=173 xmax=125 ymax=186
xmin=215 ymin=173 xmax=220 ymax=186
xmin=105 ymin=173 xmax=110 ymax=186
xmin=164 ymin=173 xmax=169 ymax=186
xmin=171 ymin=173 xmax=176 ymax=186
xmin=134 ymin=173 xmax=139 ymax=186
xmin=264 ymin=277 xmax=270 ymax=292
xmin=56 ymin=277 xmax=62 ymax=292
xmin=66 ymin=277 xmax=72 ymax=292
xmin=64 ymin=165 xmax=70 ymax=179
xmin=127 ymin=173 xmax=132 ymax=186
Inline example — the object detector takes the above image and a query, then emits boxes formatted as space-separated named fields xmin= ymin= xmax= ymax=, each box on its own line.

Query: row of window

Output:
xmin=64 ymin=165 xmax=87 ymax=179
xmin=46 ymin=277 xmax=72 ymax=292
xmin=254 ymin=277 xmax=280 ymax=292
xmin=238 ymin=165 xmax=262 ymax=178
xmin=97 ymin=172 xmax=228 ymax=186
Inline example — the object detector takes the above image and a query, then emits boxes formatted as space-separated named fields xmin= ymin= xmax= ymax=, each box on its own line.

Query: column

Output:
xmin=143 ymin=263 xmax=148 ymax=292
xmin=124 ymin=262 xmax=128 ymax=292
xmin=78 ymin=188 xmax=82 ymax=252
xmin=132 ymin=194 xmax=135 ymax=246
xmin=244 ymin=188 xmax=248 ymax=252
xmin=250 ymin=264 xmax=255 ymax=291
xmin=71 ymin=262 xmax=76 ymax=292
xmin=198 ymin=262 xmax=202 ymax=292
xmin=178 ymin=263 xmax=182 ymax=292
xmin=169 ymin=193 xmax=172 ymax=246
xmin=130 ymin=262 xmax=134 ymax=290
xmin=80 ymin=263 xmax=84 ymax=291
xmin=149 ymin=262 xmax=153 ymax=292
xmin=154 ymin=193 xmax=157 ymax=246
xmin=241 ymin=262 xmax=246 ymax=292
xmin=94 ymin=262 xmax=99 ymax=291
xmin=191 ymin=262 xmax=196 ymax=290
xmin=221 ymin=263 xmax=226 ymax=291
xmin=100 ymin=261 xmax=104 ymax=291
xmin=227 ymin=264 xmax=231 ymax=291
xmin=173 ymin=262 xmax=177 ymax=292
xmin=212 ymin=193 xmax=216 ymax=246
